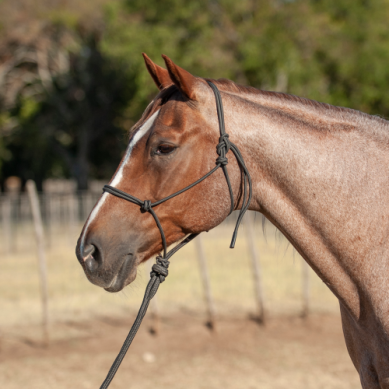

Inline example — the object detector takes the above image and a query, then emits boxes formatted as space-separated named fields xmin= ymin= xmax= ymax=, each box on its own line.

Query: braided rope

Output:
xmin=99 ymin=235 xmax=196 ymax=389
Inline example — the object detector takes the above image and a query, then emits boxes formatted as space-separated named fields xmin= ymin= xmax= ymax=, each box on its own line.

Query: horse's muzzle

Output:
xmin=76 ymin=241 xmax=137 ymax=292
xmin=104 ymin=254 xmax=137 ymax=292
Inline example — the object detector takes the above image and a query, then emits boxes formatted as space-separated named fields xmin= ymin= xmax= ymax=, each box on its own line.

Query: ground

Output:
xmin=0 ymin=218 xmax=360 ymax=388
xmin=0 ymin=312 xmax=359 ymax=389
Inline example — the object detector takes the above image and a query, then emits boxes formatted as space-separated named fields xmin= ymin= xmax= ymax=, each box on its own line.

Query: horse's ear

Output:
xmin=162 ymin=54 xmax=198 ymax=100
xmin=142 ymin=53 xmax=172 ymax=90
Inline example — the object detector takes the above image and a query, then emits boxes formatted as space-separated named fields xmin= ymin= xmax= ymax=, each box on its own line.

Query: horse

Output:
xmin=76 ymin=53 xmax=389 ymax=389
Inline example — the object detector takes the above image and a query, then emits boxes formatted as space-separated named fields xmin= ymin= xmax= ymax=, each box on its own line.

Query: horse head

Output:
xmin=76 ymin=54 xmax=242 ymax=292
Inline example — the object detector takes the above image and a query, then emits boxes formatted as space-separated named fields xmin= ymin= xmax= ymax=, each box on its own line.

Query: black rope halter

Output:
xmin=98 ymin=81 xmax=252 ymax=389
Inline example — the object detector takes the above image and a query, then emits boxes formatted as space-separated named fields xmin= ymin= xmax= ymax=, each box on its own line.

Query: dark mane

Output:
xmin=130 ymin=78 xmax=389 ymax=137
xmin=209 ymin=78 xmax=389 ymax=129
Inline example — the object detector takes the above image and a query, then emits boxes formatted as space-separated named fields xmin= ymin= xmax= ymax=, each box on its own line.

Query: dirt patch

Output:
xmin=0 ymin=312 xmax=360 ymax=389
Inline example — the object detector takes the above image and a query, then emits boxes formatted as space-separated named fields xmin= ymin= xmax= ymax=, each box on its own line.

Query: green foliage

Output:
xmin=309 ymin=0 xmax=389 ymax=114
xmin=102 ymin=0 xmax=389 ymax=118
xmin=19 ymin=98 xmax=41 ymax=122
xmin=2 ymin=32 xmax=136 ymax=189
xmin=1 ymin=0 xmax=389 ymax=187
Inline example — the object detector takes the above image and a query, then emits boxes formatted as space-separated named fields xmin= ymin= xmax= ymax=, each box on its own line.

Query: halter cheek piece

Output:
xmin=99 ymin=81 xmax=252 ymax=389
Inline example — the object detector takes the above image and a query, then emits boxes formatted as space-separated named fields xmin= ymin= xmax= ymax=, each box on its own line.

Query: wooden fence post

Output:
xmin=43 ymin=193 xmax=52 ymax=249
xmin=301 ymin=259 xmax=310 ymax=318
xmin=1 ymin=195 xmax=12 ymax=255
xmin=195 ymin=234 xmax=216 ymax=331
xmin=26 ymin=180 xmax=49 ymax=346
xmin=245 ymin=212 xmax=266 ymax=324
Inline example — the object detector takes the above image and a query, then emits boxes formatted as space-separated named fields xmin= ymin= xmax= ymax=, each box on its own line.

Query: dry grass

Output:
xmin=0 ymin=217 xmax=339 ymax=334
xmin=0 ymin=218 xmax=360 ymax=389
xmin=0 ymin=313 xmax=360 ymax=389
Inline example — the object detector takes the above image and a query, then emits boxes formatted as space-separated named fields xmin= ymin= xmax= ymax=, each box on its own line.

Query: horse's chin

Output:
xmin=104 ymin=257 xmax=138 ymax=293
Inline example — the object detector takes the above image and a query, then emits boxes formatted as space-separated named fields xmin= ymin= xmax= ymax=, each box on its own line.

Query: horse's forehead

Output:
xmin=157 ymin=99 xmax=197 ymax=129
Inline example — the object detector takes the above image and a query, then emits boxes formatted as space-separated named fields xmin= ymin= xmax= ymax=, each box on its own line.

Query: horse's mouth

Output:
xmin=104 ymin=255 xmax=137 ymax=293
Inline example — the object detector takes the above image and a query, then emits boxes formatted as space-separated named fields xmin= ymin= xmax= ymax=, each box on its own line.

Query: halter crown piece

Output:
xmin=99 ymin=81 xmax=252 ymax=389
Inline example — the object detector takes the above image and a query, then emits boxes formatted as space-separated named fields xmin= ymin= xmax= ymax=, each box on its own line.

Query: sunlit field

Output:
xmin=0 ymin=215 xmax=360 ymax=389
xmin=0 ymin=215 xmax=339 ymax=332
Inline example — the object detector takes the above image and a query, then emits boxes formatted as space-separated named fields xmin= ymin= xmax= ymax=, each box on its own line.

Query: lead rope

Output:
xmin=98 ymin=234 xmax=197 ymax=389
xmin=99 ymin=81 xmax=252 ymax=389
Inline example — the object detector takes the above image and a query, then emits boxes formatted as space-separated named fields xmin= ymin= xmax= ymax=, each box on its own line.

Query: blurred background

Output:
xmin=2 ymin=0 xmax=388 ymax=388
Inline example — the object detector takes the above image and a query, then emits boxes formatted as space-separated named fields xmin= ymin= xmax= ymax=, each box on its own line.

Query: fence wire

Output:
xmin=0 ymin=190 xmax=338 ymax=338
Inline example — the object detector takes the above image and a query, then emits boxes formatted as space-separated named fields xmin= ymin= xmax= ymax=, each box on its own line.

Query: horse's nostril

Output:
xmin=83 ymin=244 xmax=95 ymax=258
xmin=85 ymin=253 xmax=99 ymax=273
xmin=83 ymin=244 xmax=99 ymax=273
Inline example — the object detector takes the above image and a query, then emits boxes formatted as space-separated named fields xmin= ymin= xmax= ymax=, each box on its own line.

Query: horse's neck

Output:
xmin=223 ymin=90 xmax=389 ymax=319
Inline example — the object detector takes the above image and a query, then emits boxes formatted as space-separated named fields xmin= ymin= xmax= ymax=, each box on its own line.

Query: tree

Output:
xmin=0 ymin=23 xmax=137 ymax=190
xmin=1 ymin=0 xmax=389 ymax=189
xmin=102 ymin=0 xmax=389 ymax=118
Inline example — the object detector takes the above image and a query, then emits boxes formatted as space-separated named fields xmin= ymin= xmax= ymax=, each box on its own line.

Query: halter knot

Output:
xmin=216 ymin=156 xmax=228 ymax=166
xmin=151 ymin=256 xmax=169 ymax=283
xmin=216 ymin=133 xmax=230 ymax=156
xmin=141 ymin=200 xmax=152 ymax=213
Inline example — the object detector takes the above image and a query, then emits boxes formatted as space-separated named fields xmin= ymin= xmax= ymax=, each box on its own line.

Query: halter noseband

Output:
xmin=99 ymin=81 xmax=252 ymax=389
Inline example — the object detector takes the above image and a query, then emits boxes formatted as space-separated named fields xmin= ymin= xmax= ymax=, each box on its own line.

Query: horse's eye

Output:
xmin=156 ymin=144 xmax=175 ymax=155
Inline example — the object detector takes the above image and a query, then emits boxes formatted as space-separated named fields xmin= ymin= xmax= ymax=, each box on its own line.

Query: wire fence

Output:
xmin=0 ymin=183 xmax=339 ymax=344
xmin=1 ymin=190 xmax=99 ymax=252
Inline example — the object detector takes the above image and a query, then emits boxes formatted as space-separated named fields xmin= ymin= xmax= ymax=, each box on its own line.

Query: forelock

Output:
xmin=128 ymin=85 xmax=196 ymax=137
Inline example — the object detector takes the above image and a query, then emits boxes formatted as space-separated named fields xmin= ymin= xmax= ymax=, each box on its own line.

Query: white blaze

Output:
xmin=80 ymin=111 xmax=159 ymax=255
